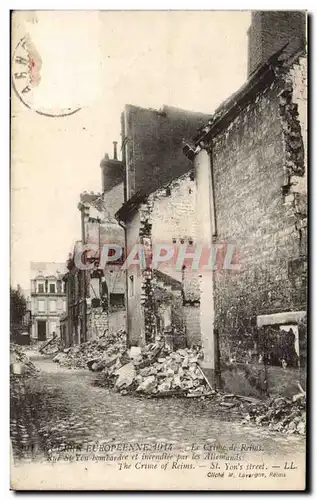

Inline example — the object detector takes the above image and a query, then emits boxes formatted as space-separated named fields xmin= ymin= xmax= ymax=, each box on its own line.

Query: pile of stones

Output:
xmin=242 ymin=391 xmax=306 ymax=435
xmin=100 ymin=341 xmax=213 ymax=398
xmin=10 ymin=344 xmax=39 ymax=377
xmin=52 ymin=329 xmax=127 ymax=370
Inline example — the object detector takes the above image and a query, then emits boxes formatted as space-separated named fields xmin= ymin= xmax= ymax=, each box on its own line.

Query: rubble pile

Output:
xmin=53 ymin=329 xmax=127 ymax=369
xmin=39 ymin=335 xmax=62 ymax=355
xmin=242 ymin=391 xmax=306 ymax=435
xmin=101 ymin=342 xmax=212 ymax=398
xmin=10 ymin=344 xmax=39 ymax=377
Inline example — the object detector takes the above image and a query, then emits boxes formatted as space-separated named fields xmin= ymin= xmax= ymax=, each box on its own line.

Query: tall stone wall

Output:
xmin=197 ymin=56 xmax=307 ymax=395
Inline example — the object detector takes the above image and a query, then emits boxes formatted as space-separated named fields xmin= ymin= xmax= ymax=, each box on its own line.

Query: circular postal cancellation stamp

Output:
xmin=12 ymin=33 xmax=81 ymax=118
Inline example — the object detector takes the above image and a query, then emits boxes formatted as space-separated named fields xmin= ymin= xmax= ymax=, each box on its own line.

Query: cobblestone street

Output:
xmin=11 ymin=352 xmax=305 ymax=465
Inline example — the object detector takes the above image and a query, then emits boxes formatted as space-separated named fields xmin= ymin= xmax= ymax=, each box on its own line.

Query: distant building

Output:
xmin=30 ymin=262 xmax=67 ymax=341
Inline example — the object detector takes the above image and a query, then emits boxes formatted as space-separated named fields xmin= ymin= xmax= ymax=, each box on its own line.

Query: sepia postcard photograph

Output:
xmin=10 ymin=8 xmax=308 ymax=491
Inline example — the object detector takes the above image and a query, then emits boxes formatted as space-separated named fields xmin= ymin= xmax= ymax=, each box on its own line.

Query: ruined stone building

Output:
xmin=63 ymin=105 xmax=209 ymax=348
xmin=30 ymin=262 xmax=67 ymax=341
xmin=62 ymin=145 xmax=126 ymax=346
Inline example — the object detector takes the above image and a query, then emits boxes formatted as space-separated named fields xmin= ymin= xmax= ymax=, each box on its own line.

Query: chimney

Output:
xmin=113 ymin=141 xmax=118 ymax=160
xmin=100 ymin=150 xmax=124 ymax=195
xmin=247 ymin=11 xmax=306 ymax=77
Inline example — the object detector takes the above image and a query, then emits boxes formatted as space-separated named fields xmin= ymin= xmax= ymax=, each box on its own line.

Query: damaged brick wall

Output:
xmin=278 ymin=61 xmax=306 ymax=179
xmin=126 ymin=172 xmax=201 ymax=346
xmin=78 ymin=187 xmax=126 ymax=344
xmin=279 ymin=56 xmax=307 ymax=309
xmin=207 ymin=55 xmax=307 ymax=373
xmin=149 ymin=173 xmax=200 ymax=344
xmin=123 ymin=104 xmax=209 ymax=199
xmin=290 ymin=56 xmax=307 ymax=173
xmin=283 ymin=56 xmax=308 ymax=274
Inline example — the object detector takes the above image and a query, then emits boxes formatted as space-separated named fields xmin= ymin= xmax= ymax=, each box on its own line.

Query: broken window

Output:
xmin=110 ymin=293 xmax=125 ymax=310
xmin=258 ymin=325 xmax=300 ymax=368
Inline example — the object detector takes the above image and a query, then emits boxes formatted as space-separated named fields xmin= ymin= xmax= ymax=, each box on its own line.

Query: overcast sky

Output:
xmin=11 ymin=10 xmax=251 ymax=292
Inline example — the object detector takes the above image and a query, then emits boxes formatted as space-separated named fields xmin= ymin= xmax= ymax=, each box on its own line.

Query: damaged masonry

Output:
xmin=51 ymin=11 xmax=306 ymax=421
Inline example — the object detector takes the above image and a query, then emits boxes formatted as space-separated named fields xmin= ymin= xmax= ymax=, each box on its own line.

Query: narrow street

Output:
xmin=11 ymin=353 xmax=305 ymax=464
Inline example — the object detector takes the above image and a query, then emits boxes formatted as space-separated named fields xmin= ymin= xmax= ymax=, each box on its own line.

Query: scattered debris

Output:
xmin=220 ymin=402 xmax=236 ymax=408
xmin=241 ymin=393 xmax=306 ymax=435
xmin=10 ymin=344 xmax=39 ymax=377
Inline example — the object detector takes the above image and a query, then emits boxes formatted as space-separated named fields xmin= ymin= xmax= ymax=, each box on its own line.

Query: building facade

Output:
xmin=114 ymin=11 xmax=307 ymax=397
xmin=30 ymin=262 xmax=67 ymax=341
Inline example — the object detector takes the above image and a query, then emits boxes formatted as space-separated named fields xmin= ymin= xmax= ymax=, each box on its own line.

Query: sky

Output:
xmin=11 ymin=10 xmax=251 ymax=292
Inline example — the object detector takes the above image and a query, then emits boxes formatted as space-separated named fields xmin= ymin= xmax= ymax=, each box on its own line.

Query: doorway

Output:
xmin=37 ymin=320 xmax=47 ymax=341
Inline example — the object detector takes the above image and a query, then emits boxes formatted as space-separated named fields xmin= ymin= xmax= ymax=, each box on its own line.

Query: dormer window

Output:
xmin=49 ymin=282 xmax=56 ymax=294
xmin=37 ymin=281 xmax=45 ymax=293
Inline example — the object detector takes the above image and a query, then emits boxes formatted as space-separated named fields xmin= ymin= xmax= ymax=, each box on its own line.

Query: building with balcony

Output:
xmin=30 ymin=262 xmax=67 ymax=340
